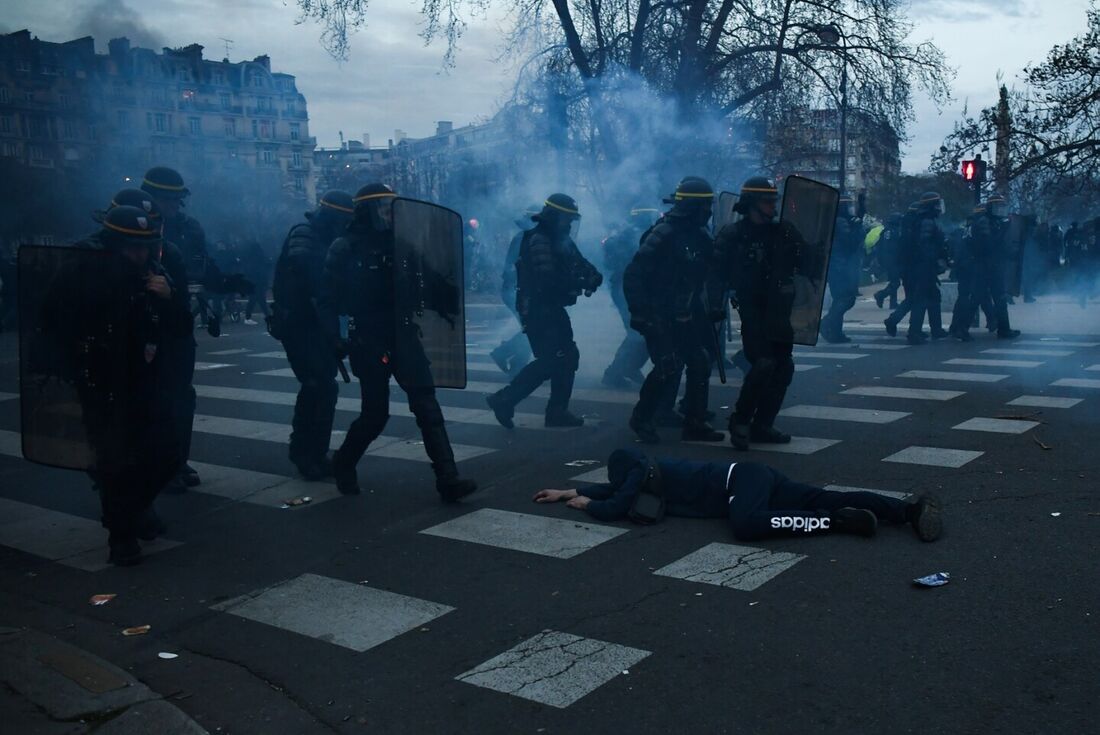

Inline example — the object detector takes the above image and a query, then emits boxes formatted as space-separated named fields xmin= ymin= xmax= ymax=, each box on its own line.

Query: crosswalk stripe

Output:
xmin=0 ymin=494 xmax=182 ymax=572
xmin=653 ymin=542 xmax=805 ymax=591
xmin=1085 ymin=364 xmax=1100 ymax=372
xmin=899 ymin=370 xmax=1008 ymax=383
xmin=944 ymin=358 xmax=1043 ymax=369
xmin=794 ymin=352 xmax=868 ymax=360
xmin=1051 ymin=378 xmax=1100 ymax=389
xmin=194 ymin=362 xmax=235 ymax=371
xmin=779 ymin=405 xmax=910 ymax=424
xmin=882 ymin=446 xmax=983 ymax=468
xmin=209 ymin=348 xmax=251 ymax=355
xmin=982 ymin=348 xmax=1074 ymax=357
xmin=1007 ymin=395 xmax=1082 ymax=408
xmin=953 ymin=417 xmax=1039 ymax=434
xmin=851 ymin=343 xmax=908 ymax=351
xmin=1016 ymin=340 xmax=1099 ymax=348
xmin=192 ymin=384 xmax=594 ymax=430
xmin=190 ymin=413 xmax=495 ymax=462
xmin=842 ymin=386 xmax=964 ymax=401
xmin=824 ymin=485 xmax=911 ymax=500
xmin=420 ymin=508 xmax=628 ymax=558
xmin=683 ymin=436 xmax=840 ymax=455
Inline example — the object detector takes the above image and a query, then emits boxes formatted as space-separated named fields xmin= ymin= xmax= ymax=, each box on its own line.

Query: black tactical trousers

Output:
xmin=282 ymin=326 xmax=339 ymax=465
xmin=337 ymin=336 xmax=460 ymax=480
xmin=733 ymin=314 xmax=794 ymax=429
xmin=634 ymin=319 xmax=711 ymax=423
xmin=907 ymin=277 xmax=942 ymax=338
xmin=821 ymin=259 xmax=860 ymax=337
xmin=494 ymin=292 xmax=532 ymax=367
xmin=498 ymin=306 xmax=579 ymax=413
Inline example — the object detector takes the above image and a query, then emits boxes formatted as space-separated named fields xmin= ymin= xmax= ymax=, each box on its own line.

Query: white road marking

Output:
xmin=420 ymin=508 xmax=627 ymax=558
xmin=1006 ymin=395 xmax=1081 ymax=409
xmin=982 ymin=348 xmax=1074 ymax=357
xmin=653 ymin=542 xmax=805 ymax=591
xmin=882 ymin=446 xmax=983 ymax=468
xmin=944 ymin=358 xmax=1043 ymax=369
xmin=899 ymin=370 xmax=1008 ymax=383
xmin=842 ymin=386 xmax=964 ymax=401
xmin=1051 ymin=378 xmax=1100 ymax=389
xmin=953 ymin=417 xmax=1039 ymax=434
xmin=778 ymin=405 xmax=910 ymax=424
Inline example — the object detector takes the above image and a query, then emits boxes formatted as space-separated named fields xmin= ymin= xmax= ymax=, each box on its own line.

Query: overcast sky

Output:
xmin=3 ymin=0 xmax=1093 ymax=172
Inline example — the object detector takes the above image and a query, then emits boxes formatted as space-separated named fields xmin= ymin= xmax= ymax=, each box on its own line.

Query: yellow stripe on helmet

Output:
xmin=104 ymin=221 xmax=159 ymax=237
xmin=321 ymin=200 xmax=355 ymax=213
xmin=740 ymin=186 xmax=778 ymax=194
xmin=353 ymin=192 xmax=397 ymax=203
xmin=141 ymin=178 xmax=187 ymax=192
xmin=544 ymin=199 xmax=579 ymax=215
xmin=674 ymin=191 xmax=715 ymax=199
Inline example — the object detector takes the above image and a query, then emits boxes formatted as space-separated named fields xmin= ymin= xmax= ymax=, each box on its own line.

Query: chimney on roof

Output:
xmin=253 ymin=54 xmax=271 ymax=71
xmin=436 ymin=121 xmax=453 ymax=136
xmin=108 ymin=37 xmax=130 ymax=60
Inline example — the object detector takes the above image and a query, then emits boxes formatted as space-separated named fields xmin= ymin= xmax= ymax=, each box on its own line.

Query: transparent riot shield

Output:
xmin=18 ymin=245 xmax=135 ymax=470
xmin=714 ymin=191 xmax=740 ymax=232
xmin=392 ymin=198 xmax=467 ymax=389
xmin=780 ymin=176 xmax=840 ymax=346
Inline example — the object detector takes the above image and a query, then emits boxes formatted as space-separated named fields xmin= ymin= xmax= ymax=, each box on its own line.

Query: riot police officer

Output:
xmin=602 ymin=206 xmax=659 ymax=388
xmin=948 ymin=204 xmax=984 ymax=341
xmin=490 ymin=204 xmax=539 ymax=375
xmin=715 ymin=177 xmax=805 ymax=450
xmin=486 ymin=194 xmax=602 ymax=429
xmin=903 ymin=192 xmax=950 ymax=344
xmin=963 ymin=194 xmax=1020 ymax=339
xmin=623 ymin=179 xmax=723 ymax=444
xmin=271 ymin=191 xmax=354 ymax=480
xmin=820 ymin=193 xmax=865 ymax=343
xmin=140 ymin=166 xmax=250 ymax=492
xmin=322 ymin=183 xmax=477 ymax=501
xmin=38 ymin=206 xmax=192 ymax=565
xmin=874 ymin=212 xmax=903 ymax=309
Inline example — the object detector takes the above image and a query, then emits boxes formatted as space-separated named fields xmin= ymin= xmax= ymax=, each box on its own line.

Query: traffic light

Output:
xmin=962 ymin=159 xmax=977 ymax=181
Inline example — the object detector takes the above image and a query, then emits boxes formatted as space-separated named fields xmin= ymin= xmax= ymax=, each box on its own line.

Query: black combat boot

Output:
xmin=331 ymin=449 xmax=360 ymax=495
xmin=750 ymin=425 xmax=791 ymax=444
xmin=829 ymin=508 xmax=878 ymax=537
xmin=422 ymin=424 xmax=478 ymax=502
xmin=629 ymin=412 xmax=660 ymax=444
xmin=884 ymin=318 xmax=898 ymax=337
xmin=997 ymin=329 xmax=1021 ymax=339
xmin=107 ymin=535 xmax=142 ymax=566
xmin=485 ymin=391 xmax=515 ymax=429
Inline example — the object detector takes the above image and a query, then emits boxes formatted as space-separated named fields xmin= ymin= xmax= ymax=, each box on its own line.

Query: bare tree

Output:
xmin=933 ymin=4 xmax=1099 ymax=200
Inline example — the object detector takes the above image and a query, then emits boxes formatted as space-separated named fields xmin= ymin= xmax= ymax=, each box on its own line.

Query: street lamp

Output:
xmin=814 ymin=23 xmax=847 ymax=194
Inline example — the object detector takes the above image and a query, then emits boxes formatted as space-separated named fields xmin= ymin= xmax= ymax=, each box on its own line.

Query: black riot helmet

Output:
xmin=735 ymin=176 xmax=779 ymax=222
xmin=99 ymin=205 xmax=162 ymax=265
xmin=94 ymin=188 xmax=163 ymax=226
xmin=919 ymin=191 xmax=945 ymax=217
xmin=352 ymin=183 xmax=397 ymax=232
xmin=141 ymin=166 xmax=190 ymax=200
xmin=310 ymin=189 xmax=355 ymax=231
xmin=664 ymin=176 xmax=714 ymax=224
xmin=533 ymin=193 xmax=581 ymax=238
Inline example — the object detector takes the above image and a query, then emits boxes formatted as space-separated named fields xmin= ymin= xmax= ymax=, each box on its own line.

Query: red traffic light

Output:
xmin=962 ymin=160 xmax=977 ymax=181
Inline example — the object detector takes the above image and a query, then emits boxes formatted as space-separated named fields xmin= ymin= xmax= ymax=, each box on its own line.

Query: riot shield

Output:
xmin=714 ymin=191 xmax=740 ymax=232
xmin=779 ymin=176 xmax=840 ymax=346
xmin=18 ymin=245 xmax=135 ymax=471
xmin=392 ymin=198 xmax=467 ymax=389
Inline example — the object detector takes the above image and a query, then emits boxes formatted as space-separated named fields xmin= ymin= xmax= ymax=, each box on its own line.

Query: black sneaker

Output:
xmin=438 ymin=476 xmax=478 ymax=503
xmin=830 ymin=508 xmax=878 ymax=537
xmin=332 ymin=454 xmax=360 ymax=495
xmin=884 ymin=319 xmax=897 ymax=337
xmin=997 ymin=329 xmax=1021 ymax=339
xmin=297 ymin=461 xmax=327 ymax=482
xmin=908 ymin=493 xmax=943 ymax=542
xmin=729 ymin=423 xmax=750 ymax=450
xmin=907 ymin=333 xmax=928 ymax=345
xmin=629 ymin=414 xmax=660 ymax=444
xmin=107 ymin=537 xmax=142 ymax=566
xmin=750 ymin=425 xmax=792 ymax=444
xmin=485 ymin=392 xmax=515 ymax=429
xmin=682 ymin=420 xmax=724 ymax=442
xmin=953 ymin=330 xmax=972 ymax=342
xmin=874 ymin=291 xmax=886 ymax=309
xmin=930 ymin=329 xmax=950 ymax=340
xmin=135 ymin=511 xmax=166 ymax=541
xmin=545 ymin=409 xmax=584 ymax=428
xmin=181 ymin=464 xmax=201 ymax=487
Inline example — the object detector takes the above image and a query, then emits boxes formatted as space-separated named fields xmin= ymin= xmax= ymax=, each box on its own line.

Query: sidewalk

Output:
xmin=0 ymin=627 xmax=207 ymax=735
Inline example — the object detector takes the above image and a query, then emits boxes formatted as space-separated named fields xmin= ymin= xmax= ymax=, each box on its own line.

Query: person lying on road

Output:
xmin=533 ymin=448 xmax=942 ymax=541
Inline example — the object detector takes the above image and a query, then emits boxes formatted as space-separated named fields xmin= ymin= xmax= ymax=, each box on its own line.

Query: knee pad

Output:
xmin=653 ymin=351 xmax=685 ymax=379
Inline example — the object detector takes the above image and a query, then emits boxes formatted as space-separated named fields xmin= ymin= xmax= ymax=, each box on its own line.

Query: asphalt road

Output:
xmin=1 ymin=290 xmax=1098 ymax=734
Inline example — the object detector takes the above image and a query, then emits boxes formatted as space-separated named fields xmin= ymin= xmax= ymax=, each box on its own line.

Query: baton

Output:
xmin=712 ymin=321 xmax=727 ymax=385
xmin=337 ymin=358 xmax=350 ymax=384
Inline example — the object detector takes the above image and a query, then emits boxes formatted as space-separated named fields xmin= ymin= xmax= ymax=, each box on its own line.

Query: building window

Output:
xmin=248 ymin=69 xmax=264 ymax=87
xmin=1 ymin=141 xmax=16 ymax=157
xmin=27 ymin=117 xmax=48 ymax=139
xmin=219 ymin=92 xmax=231 ymax=110
xmin=294 ymin=174 xmax=304 ymax=192
xmin=261 ymin=148 xmax=275 ymax=164
xmin=251 ymin=119 xmax=258 ymax=138
xmin=63 ymin=119 xmax=76 ymax=139
xmin=188 ymin=116 xmax=201 ymax=135
xmin=117 ymin=110 xmax=130 ymax=129
xmin=177 ymin=67 xmax=191 ymax=81
xmin=0 ymin=87 xmax=8 ymax=104
xmin=212 ymin=70 xmax=226 ymax=86
xmin=257 ymin=96 xmax=271 ymax=112
xmin=289 ymin=122 xmax=300 ymax=141
xmin=88 ymin=124 xmax=97 ymax=141
xmin=285 ymin=101 xmax=297 ymax=115
xmin=58 ymin=93 xmax=69 ymax=107
xmin=224 ymin=118 xmax=236 ymax=137
xmin=0 ymin=116 xmax=10 ymax=134
xmin=226 ymin=143 xmax=237 ymax=158
xmin=29 ymin=145 xmax=52 ymax=166
xmin=154 ymin=112 xmax=167 ymax=132
xmin=41 ymin=65 xmax=58 ymax=76
xmin=292 ymin=150 xmax=302 ymax=168
xmin=16 ymin=60 xmax=31 ymax=73
xmin=260 ymin=120 xmax=272 ymax=139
